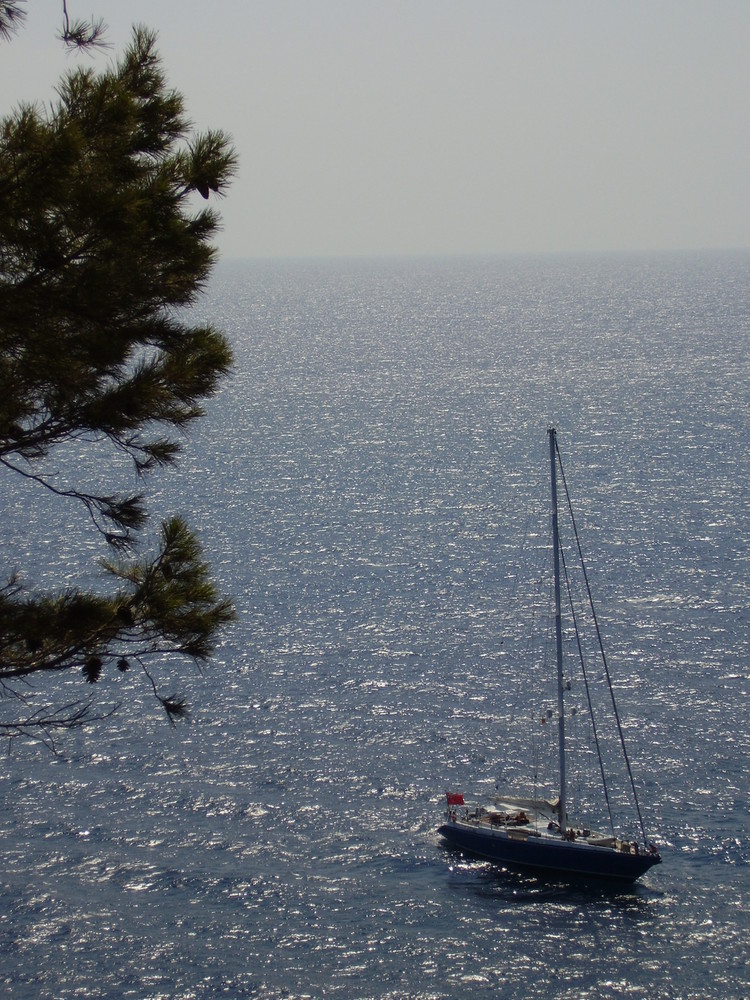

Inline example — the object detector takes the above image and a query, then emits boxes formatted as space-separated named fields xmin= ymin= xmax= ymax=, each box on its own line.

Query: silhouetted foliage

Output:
xmin=0 ymin=2 xmax=25 ymax=41
xmin=0 ymin=1 xmax=106 ymax=48
xmin=0 ymin=21 xmax=237 ymax=748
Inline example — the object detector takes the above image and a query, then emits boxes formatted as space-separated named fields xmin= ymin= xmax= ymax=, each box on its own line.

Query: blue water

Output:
xmin=1 ymin=251 xmax=748 ymax=998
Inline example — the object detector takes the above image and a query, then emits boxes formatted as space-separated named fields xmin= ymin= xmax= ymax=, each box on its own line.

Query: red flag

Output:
xmin=446 ymin=792 xmax=464 ymax=806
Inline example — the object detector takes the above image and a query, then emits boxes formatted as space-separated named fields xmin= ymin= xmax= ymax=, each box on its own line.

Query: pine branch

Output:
xmin=0 ymin=2 xmax=25 ymax=42
xmin=130 ymin=657 xmax=188 ymax=726
xmin=59 ymin=1 xmax=108 ymax=50
xmin=0 ymin=455 xmax=146 ymax=547
xmin=0 ymin=25 xmax=237 ymax=745
xmin=1 ymin=699 xmax=118 ymax=754
xmin=1 ymin=520 xmax=235 ymax=687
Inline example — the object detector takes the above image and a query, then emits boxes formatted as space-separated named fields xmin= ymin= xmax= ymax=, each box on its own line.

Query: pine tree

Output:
xmin=0 ymin=22 xmax=237 ymax=746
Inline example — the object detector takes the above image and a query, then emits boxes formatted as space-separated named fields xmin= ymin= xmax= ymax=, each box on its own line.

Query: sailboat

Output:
xmin=438 ymin=428 xmax=662 ymax=882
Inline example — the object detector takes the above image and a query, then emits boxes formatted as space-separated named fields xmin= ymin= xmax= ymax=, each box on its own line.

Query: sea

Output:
xmin=0 ymin=250 xmax=748 ymax=999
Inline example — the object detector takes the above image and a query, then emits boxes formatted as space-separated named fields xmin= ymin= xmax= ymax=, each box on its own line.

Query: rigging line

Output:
xmin=504 ymin=502 xmax=536 ymax=615
xmin=508 ymin=578 xmax=538 ymax=727
xmin=554 ymin=438 xmax=650 ymax=847
xmin=559 ymin=537 xmax=616 ymax=837
xmin=506 ymin=500 xmax=547 ymax=728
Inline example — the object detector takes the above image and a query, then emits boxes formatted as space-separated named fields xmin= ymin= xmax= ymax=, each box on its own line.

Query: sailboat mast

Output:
xmin=548 ymin=426 xmax=567 ymax=835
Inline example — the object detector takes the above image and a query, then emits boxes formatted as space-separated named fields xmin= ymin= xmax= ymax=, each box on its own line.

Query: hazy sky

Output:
xmin=3 ymin=0 xmax=750 ymax=259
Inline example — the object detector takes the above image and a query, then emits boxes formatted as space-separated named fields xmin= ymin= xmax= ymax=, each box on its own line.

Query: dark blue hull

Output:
xmin=439 ymin=822 xmax=661 ymax=882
